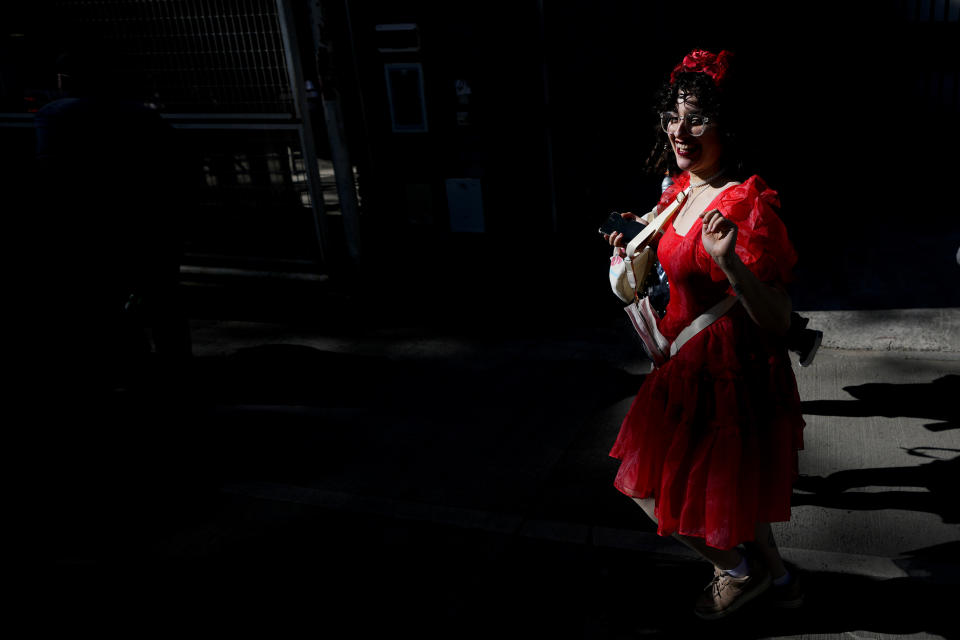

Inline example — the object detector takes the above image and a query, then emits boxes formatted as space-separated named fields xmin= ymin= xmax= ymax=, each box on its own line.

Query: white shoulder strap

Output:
xmin=625 ymin=187 xmax=691 ymax=256
xmin=669 ymin=295 xmax=739 ymax=357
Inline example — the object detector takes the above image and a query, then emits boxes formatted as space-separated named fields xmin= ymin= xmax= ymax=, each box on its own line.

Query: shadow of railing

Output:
xmin=801 ymin=375 xmax=959 ymax=432
xmin=793 ymin=451 xmax=960 ymax=523
xmin=796 ymin=375 xmax=960 ymax=525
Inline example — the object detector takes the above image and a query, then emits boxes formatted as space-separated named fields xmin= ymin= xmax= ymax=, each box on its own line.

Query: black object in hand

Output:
xmin=599 ymin=211 xmax=647 ymax=244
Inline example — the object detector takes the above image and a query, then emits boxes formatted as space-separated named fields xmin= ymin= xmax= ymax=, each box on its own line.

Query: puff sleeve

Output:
xmin=656 ymin=172 xmax=690 ymax=214
xmin=695 ymin=175 xmax=797 ymax=286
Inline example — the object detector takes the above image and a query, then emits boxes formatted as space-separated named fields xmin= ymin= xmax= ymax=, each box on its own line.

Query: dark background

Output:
xmin=320 ymin=0 xmax=960 ymax=313
xmin=3 ymin=0 xmax=959 ymax=317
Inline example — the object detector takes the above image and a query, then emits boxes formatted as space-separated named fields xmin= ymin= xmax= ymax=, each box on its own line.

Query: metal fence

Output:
xmin=52 ymin=0 xmax=295 ymax=114
xmin=26 ymin=0 xmax=337 ymax=264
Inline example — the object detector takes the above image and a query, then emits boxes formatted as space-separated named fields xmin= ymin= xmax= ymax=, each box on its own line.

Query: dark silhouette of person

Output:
xmin=34 ymin=45 xmax=190 ymax=393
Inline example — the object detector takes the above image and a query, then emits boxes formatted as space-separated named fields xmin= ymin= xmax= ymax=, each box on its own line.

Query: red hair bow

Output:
xmin=669 ymin=49 xmax=734 ymax=86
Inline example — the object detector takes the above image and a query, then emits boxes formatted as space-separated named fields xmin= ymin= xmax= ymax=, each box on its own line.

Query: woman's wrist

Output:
xmin=713 ymin=253 xmax=747 ymax=294
xmin=713 ymin=251 xmax=741 ymax=272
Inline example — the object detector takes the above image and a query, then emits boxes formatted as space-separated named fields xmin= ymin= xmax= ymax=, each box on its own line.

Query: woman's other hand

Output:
xmin=603 ymin=211 xmax=642 ymax=253
xmin=700 ymin=208 xmax=737 ymax=264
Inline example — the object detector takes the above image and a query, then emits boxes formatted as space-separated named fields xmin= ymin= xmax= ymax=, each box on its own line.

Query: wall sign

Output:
xmin=385 ymin=63 xmax=428 ymax=133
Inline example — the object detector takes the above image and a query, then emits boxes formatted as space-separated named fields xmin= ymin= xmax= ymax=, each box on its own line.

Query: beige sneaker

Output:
xmin=694 ymin=560 xmax=772 ymax=620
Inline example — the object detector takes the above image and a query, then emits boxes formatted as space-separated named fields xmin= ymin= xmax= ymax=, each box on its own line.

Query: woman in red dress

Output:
xmin=603 ymin=50 xmax=805 ymax=619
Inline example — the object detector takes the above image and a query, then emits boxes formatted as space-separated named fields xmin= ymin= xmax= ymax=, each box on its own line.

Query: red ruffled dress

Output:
xmin=609 ymin=173 xmax=805 ymax=550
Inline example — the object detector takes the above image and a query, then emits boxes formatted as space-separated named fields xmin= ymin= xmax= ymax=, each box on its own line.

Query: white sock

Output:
xmin=773 ymin=570 xmax=792 ymax=586
xmin=723 ymin=554 xmax=749 ymax=578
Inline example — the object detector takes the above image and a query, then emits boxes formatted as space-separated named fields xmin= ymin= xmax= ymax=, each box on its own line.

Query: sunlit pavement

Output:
xmin=17 ymin=272 xmax=959 ymax=639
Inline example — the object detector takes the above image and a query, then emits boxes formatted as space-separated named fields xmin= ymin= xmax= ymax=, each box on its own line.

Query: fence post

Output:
xmin=310 ymin=0 xmax=362 ymax=263
xmin=275 ymin=0 xmax=329 ymax=264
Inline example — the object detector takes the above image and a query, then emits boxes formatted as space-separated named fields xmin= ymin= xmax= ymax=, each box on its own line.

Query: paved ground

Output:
xmin=17 ymin=262 xmax=959 ymax=639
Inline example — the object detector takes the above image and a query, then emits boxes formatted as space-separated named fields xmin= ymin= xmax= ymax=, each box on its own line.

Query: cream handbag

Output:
xmin=608 ymin=187 xmax=690 ymax=304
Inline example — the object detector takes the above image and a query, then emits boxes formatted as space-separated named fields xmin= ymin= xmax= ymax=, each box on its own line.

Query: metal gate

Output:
xmin=4 ymin=0 xmax=360 ymax=271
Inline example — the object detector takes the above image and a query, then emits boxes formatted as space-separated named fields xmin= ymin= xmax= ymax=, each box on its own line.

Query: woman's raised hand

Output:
xmin=700 ymin=208 xmax=738 ymax=263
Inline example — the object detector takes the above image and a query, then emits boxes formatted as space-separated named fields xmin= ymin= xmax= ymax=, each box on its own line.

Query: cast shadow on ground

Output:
xmin=32 ymin=521 xmax=960 ymax=639
xmin=34 ymin=340 xmax=647 ymax=567
xmin=602 ymin=563 xmax=960 ymax=639
xmin=168 ymin=341 xmax=649 ymax=493
xmin=801 ymin=374 xmax=960 ymax=432
xmin=459 ymin=536 xmax=960 ymax=640
xmin=793 ymin=450 xmax=960 ymax=523
xmin=796 ymin=375 xmax=959 ymax=524
xmin=187 ymin=342 xmax=647 ymax=412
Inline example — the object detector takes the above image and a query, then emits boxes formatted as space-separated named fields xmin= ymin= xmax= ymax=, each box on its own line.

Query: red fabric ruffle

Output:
xmin=695 ymin=175 xmax=797 ymax=287
xmin=656 ymin=172 xmax=691 ymax=212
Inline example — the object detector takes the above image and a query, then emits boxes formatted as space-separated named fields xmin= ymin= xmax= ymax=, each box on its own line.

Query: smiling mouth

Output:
xmin=675 ymin=141 xmax=699 ymax=156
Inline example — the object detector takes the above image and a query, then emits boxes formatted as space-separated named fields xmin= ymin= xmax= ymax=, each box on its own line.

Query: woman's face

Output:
xmin=667 ymin=91 xmax=723 ymax=176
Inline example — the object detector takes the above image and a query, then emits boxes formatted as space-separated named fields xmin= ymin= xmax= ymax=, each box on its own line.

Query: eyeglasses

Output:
xmin=659 ymin=111 xmax=712 ymax=137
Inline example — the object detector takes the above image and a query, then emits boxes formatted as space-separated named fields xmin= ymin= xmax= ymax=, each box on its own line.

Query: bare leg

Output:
xmin=631 ymin=497 xmax=742 ymax=570
xmin=745 ymin=522 xmax=787 ymax=579
xmin=631 ymin=497 xmax=658 ymax=523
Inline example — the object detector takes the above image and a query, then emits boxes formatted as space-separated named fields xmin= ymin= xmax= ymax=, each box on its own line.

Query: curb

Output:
xmin=796 ymin=308 xmax=960 ymax=353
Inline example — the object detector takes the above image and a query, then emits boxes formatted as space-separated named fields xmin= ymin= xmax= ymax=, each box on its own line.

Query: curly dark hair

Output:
xmin=644 ymin=69 xmax=748 ymax=179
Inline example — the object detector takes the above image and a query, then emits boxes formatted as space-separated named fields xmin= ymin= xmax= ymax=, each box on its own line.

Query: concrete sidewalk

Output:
xmin=23 ymin=268 xmax=959 ymax=638
xmin=798 ymin=308 xmax=960 ymax=353
xmin=182 ymin=317 xmax=959 ymax=565
xmin=29 ymin=317 xmax=956 ymax=638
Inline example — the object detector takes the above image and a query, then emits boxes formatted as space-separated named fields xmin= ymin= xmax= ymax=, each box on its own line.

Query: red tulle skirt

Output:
xmin=609 ymin=307 xmax=805 ymax=550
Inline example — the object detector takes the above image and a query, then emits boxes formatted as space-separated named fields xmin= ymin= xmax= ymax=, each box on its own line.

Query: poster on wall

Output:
xmin=385 ymin=63 xmax=428 ymax=133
